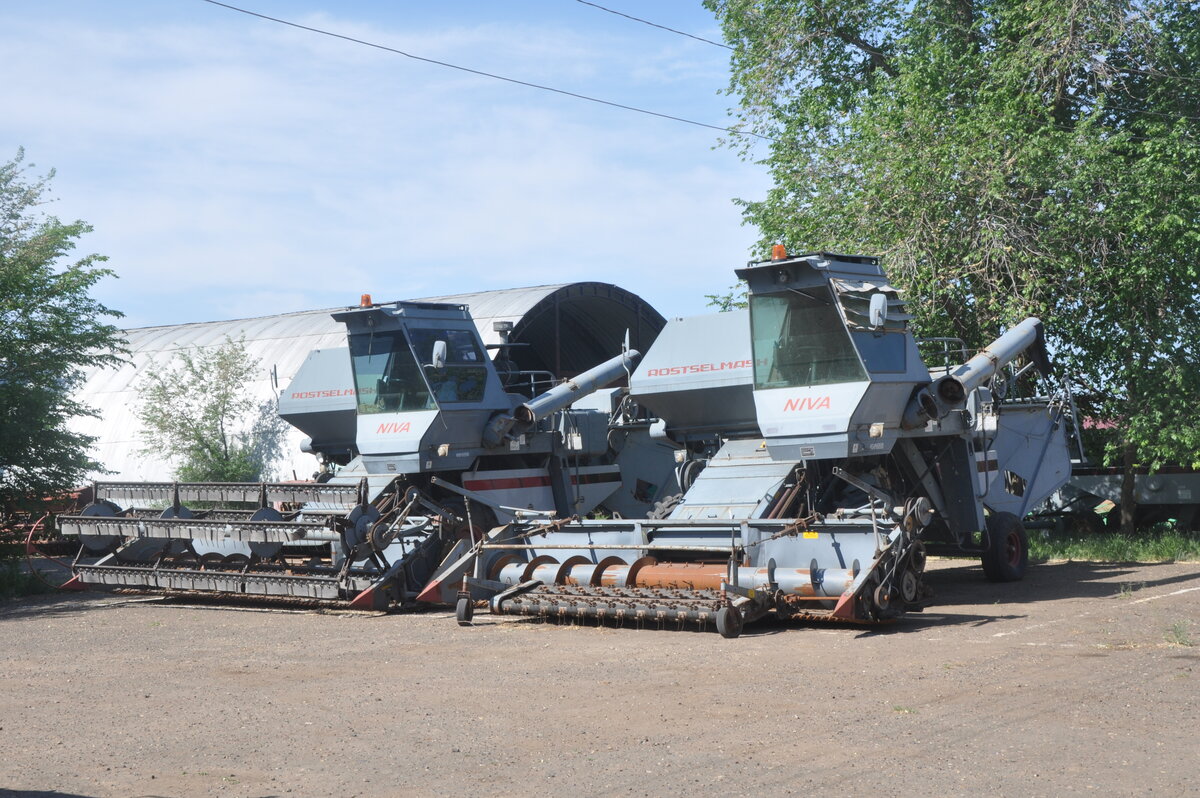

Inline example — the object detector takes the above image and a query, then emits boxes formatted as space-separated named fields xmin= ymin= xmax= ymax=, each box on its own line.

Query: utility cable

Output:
xmin=195 ymin=0 xmax=773 ymax=142
xmin=574 ymin=0 xmax=732 ymax=49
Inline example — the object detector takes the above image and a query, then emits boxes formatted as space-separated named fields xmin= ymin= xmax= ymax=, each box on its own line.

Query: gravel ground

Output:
xmin=1 ymin=558 xmax=1198 ymax=798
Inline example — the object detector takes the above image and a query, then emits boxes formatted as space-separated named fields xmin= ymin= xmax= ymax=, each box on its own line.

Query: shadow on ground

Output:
xmin=4 ymin=560 xmax=1196 ymax=640
xmin=0 ymin=790 xmax=101 ymax=798
xmin=929 ymin=558 xmax=1200 ymax=606
xmin=0 ymin=590 xmax=167 ymax=621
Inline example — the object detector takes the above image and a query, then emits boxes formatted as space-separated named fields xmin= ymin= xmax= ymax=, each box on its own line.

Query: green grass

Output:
xmin=0 ymin=543 xmax=59 ymax=599
xmin=0 ymin=557 xmax=55 ymax=600
xmin=1166 ymin=621 xmax=1194 ymax=647
xmin=1028 ymin=526 xmax=1200 ymax=564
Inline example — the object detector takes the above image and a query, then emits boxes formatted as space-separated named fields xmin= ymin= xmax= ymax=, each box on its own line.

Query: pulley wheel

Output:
xmin=908 ymin=541 xmax=927 ymax=573
xmin=900 ymin=569 xmax=920 ymax=603
xmin=873 ymin=583 xmax=893 ymax=614
xmin=341 ymin=504 xmax=381 ymax=558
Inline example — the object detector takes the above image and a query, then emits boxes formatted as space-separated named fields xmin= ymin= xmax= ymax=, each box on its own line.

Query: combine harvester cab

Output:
xmin=453 ymin=251 xmax=1072 ymax=636
xmin=60 ymin=299 xmax=645 ymax=610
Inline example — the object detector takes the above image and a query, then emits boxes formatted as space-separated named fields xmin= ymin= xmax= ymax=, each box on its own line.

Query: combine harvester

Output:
xmin=449 ymin=251 xmax=1073 ymax=636
xmin=58 ymin=297 xmax=658 ymax=609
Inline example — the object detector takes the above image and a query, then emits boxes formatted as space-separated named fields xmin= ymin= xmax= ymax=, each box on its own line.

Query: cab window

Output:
xmin=750 ymin=289 xmax=867 ymax=389
xmin=407 ymin=328 xmax=488 ymax=403
xmin=348 ymin=331 xmax=435 ymax=413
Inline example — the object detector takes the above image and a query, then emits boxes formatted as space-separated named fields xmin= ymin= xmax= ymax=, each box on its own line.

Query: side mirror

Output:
xmin=869 ymin=293 xmax=888 ymax=329
xmin=431 ymin=340 xmax=448 ymax=370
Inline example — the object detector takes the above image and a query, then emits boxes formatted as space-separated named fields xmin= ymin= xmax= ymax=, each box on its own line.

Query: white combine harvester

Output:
xmin=445 ymin=251 xmax=1073 ymax=636
xmin=58 ymin=297 xmax=667 ymax=609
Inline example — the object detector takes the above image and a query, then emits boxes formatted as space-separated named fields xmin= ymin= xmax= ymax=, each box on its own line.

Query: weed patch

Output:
xmin=1028 ymin=527 xmax=1200 ymax=563
xmin=1166 ymin=621 xmax=1194 ymax=647
xmin=0 ymin=543 xmax=58 ymax=599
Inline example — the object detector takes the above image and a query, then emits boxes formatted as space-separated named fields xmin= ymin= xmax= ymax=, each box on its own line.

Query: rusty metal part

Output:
xmin=628 ymin=562 xmax=728 ymax=590
xmin=495 ymin=584 xmax=726 ymax=628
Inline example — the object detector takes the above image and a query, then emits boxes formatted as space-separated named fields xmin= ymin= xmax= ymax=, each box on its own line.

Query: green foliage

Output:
xmin=0 ymin=149 xmax=125 ymax=509
xmin=1166 ymin=620 xmax=1194 ymax=646
xmin=705 ymin=280 xmax=749 ymax=311
xmin=1028 ymin=525 xmax=1200 ymax=563
xmin=0 ymin=543 xmax=56 ymax=599
xmin=136 ymin=338 xmax=286 ymax=482
xmin=706 ymin=0 xmax=1200 ymax=472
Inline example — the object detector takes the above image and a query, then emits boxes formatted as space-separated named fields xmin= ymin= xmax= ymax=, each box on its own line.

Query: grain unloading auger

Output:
xmin=449 ymin=251 xmax=1072 ymax=636
xmin=59 ymin=298 xmax=648 ymax=609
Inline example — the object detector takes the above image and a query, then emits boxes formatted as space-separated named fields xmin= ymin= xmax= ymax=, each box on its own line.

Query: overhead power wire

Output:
xmin=574 ymin=0 xmax=732 ymax=50
xmin=196 ymin=0 xmax=773 ymax=142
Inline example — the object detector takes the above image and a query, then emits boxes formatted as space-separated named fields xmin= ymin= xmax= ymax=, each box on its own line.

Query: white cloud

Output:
xmin=0 ymin=3 xmax=770 ymax=328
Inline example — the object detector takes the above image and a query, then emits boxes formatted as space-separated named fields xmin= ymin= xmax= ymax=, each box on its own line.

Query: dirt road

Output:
xmin=2 ymin=558 xmax=1197 ymax=798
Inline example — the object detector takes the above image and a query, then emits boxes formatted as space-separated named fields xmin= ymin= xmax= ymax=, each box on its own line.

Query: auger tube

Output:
xmin=514 ymin=350 xmax=640 ymax=425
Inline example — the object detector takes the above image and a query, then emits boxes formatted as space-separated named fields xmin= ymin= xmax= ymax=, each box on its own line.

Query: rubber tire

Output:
xmin=715 ymin=606 xmax=743 ymax=639
xmin=981 ymin=512 xmax=1028 ymax=582
xmin=1067 ymin=511 xmax=1103 ymax=537
xmin=648 ymin=494 xmax=682 ymax=521
xmin=455 ymin=596 xmax=474 ymax=626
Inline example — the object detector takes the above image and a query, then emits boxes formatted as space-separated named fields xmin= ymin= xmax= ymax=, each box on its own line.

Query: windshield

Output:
xmin=349 ymin=331 xmax=435 ymax=414
xmin=750 ymin=289 xmax=867 ymax=389
xmin=407 ymin=328 xmax=488 ymax=403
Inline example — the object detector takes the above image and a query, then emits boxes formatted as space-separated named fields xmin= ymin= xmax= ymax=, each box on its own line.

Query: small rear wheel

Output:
xmin=715 ymin=606 xmax=743 ymax=639
xmin=455 ymin=596 xmax=474 ymax=626
xmin=981 ymin=512 xmax=1028 ymax=582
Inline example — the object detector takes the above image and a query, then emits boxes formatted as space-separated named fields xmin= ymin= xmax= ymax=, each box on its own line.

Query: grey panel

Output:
xmin=672 ymin=439 xmax=795 ymax=520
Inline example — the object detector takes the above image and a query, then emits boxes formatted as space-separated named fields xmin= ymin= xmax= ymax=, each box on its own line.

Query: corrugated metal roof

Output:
xmin=70 ymin=283 xmax=664 ymax=483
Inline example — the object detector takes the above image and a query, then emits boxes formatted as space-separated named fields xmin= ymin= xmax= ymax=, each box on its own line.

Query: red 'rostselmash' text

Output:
xmin=290 ymin=388 xmax=355 ymax=400
xmin=784 ymin=396 xmax=831 ymax=412
xmin=376 ymin=422 xmax=412 ymax=434
xmin=646 ymin=360 xmax=752 ymax=377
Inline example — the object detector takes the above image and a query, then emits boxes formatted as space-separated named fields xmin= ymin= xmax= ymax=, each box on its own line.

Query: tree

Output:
xmin=705 ymin=281 xmax=748 ymax=311
xmin=137 ymin=338 xmax=288 ymax=482
xmin=706 ymin=0 xmax=1200 ymax=531
xmin=0 ymin=149 xmax=125 ymax=509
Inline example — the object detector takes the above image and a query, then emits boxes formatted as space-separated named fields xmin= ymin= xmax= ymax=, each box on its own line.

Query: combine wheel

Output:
xmin=981 ymin=512 xmax=1028 ymax=582
xmin=715 ymin=606 xmax=743 ymax=639
xmin=456 ymin=596 xmax=474 ymax=626
xmin=648 ymin=494 xmax=682 ymax=521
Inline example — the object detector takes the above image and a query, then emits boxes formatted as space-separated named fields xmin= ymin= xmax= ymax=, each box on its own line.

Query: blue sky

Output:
xmin=1 ymin=0 xmax=771 ymax=328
